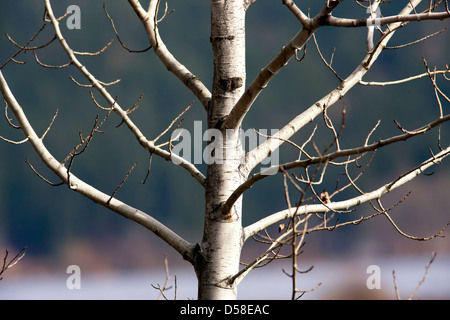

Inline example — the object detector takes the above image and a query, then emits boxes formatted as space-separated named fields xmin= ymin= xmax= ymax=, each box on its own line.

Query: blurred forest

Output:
xmin=1 ymin=0 xmax=449 ymax=277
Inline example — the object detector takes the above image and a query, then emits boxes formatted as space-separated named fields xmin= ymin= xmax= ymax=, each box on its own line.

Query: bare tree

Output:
xmin=1 ymin=0 xmax=450 ymax=299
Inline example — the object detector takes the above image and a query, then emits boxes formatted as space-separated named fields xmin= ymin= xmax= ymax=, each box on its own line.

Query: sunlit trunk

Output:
xmin=195 ymin=0 xmax=246 ymax=300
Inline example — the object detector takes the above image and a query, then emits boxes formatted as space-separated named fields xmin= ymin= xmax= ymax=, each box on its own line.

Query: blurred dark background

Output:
xmin=0 ymin=0 xmax=449 ymax=298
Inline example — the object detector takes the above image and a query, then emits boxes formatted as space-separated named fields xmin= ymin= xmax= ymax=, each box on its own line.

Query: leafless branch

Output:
xmin=4 ymin=100 xmax=20 ymax=129
xmin=377 ymin=199 xmax=448 ymax=241
xmin=0 ymin=67 xmax=196 ymax=263
xmin=223 ymin=27 xmax=314 ymax=131
xmin=42 ymin=0 xmax=205 ymax=186
xmin=40 ymin=108 xmax=58 ymax=141
xmin=0 ymin=23 xmax=49 ymax=70
xmin=313 ymin=34 xmax=343 ymax=82
xmin=107 ymin=161 xmax=138 ymax=205
xmin=240 ymin=141 xmax=447 ymax=293
xmin=360 ymin=67 xmax=450 ymax=86
xmin=244 ymin=145 xmax=450 ymax=240
xmin=283 ymin=169 xmax=312 ymax=300
xmin=151 ymin=254 xmax=177 ymax=300
xmin=128 ymin=0 xmax=211 ymax=109
xmin=424 ymin=58 xmax=450 ymax=103
xmin=140 ymin=152 xmax=153 ymax=184
xmin=103 ymin=3 xmax=152 ymax=53
xmin=69 ymin=75 xmax=121 ymax=88
xmin=392 ymin=252 xmax=438 ymax=300
xmin=126 ymin=94 xmax=143 ymax=115
xmin=155 ymin=1 xmax=175 ymax=23
xmin=62 ymin=108 xmax=113 ymax=166
xmin=293 ymin=282 xmax=322 ymax=300
xmin=224 ymin=110 xmax=450 ymax=220
xmin=407 ymin=252 xmax=437 ymax=300
xmin=115 ymin=94 xmax=144 ymax=128
xmin=0 ymin=134 xmax=28 ymax=145
xmin=252 ymin=127 xmax=315 ymax=161
xmin=242 ymin=0 xmax=449 ymax=172
xmin=0 ymin=247 xmax=27 ymax=282
xmin=73 ymin=39 xmax=114 ymax=56
xmin=33 ymin=51 xmax=71 ymax=69
xmin=282 ymin=0 xmax=311 ymax=26
xmin=234 ymin=165 xmax=330 ymax=296
xmin=89 ymin=90 xmax=112 ymax=111
xmin=226 ymin=0 xmax=374 ymax=131
xmin=325 ymin=6 xmax=450 ymax=28
xmin=153 ymin=101 xmax=193 ymax=146
xmin=5 ymin=30 xmax=56 ymax=52
xmin=25 ymin=159 xmax=64 ymax=187
xmin=1 ymin=106 xmax=58 ymax=145
xmin=392 ymin=269 xmax=401 ymax=299
xmin=386 ymin=28 xmax=446 ymax=50
xmin=43 ymin=7 xmax=71 ymax=22
xmin=69 ymin=75 xmax=93 ymax=88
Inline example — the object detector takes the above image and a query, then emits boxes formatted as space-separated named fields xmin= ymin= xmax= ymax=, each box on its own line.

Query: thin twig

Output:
xmin=407 ymin=252 xmax=437 ymax=300
xmin=153 ymin=102 xmax=193 ymax=145
xmin=25 ymin=159 xmax=64 ymax=186
xmin=140 ymin=152 xmax=153 ymax=184
xmin=392 ymin=270 xmax=401 ymax=300
xmin=107 ymin=161 xmax=138 ymax=205
xmin=0 ymin=23 xmax=48 ymax=70
xmin=152 ymin=254 xmax=176 ymax=300
xmin=73 ymin=39 xmax=114 ymax=56
xmin=312 ymin=33 xmax=343 ymax=82
xmin=33 ymin=51 xmax=71 ymax=69
xmin=0 ymin=247 xmax=27 ymax=281
xmin=103 ymin=2 xmax=152 ymax=53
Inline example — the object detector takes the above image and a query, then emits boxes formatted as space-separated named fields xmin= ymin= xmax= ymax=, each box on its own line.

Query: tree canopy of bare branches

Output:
xmin=1 ymin=0 xmax=449 ymax=299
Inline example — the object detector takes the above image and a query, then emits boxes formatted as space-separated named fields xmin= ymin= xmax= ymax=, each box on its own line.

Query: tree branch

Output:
xmin=0 ymin=247 xmax=27 ymax=281
xmin=222 ymin=1 xmax=349 ymax=131
xmin=243 ymin=146 xmax=450 ymax=241
xmin=223 ymin=110 xmax=450 ymax=219
xmin=407 ymin=251 xmax=437 ymax=300
xmin=244 ymin=0 xmax=259 ymax=11
xmin=223 ymin=20 xmax=317 ymax=130
xmin=0 ymin=69 xmax=196 ymax=265
xmin=43 ymin=0 xmax=205 ymax=187
xmin=243 ymin=0 xmax=426 ymax=175
xmin=359 ymin=67 xmax=450 ymax=86
xmin=127 ymin=0 xmax=211 ymax=110
xmin=282 ymin=0 xmax=311 ymax=26
xmin=325 ymin=10 xmax=450 ymax=28
xmin=103 ymin=3 xmax=152 ymax=53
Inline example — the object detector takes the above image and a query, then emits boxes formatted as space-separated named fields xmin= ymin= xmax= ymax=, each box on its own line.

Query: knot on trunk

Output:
xmin=218 ymin=77 xmax=243 ymax=92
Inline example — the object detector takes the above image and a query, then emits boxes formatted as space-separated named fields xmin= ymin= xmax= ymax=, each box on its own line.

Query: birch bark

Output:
xmin=195 ymin=0 xmax=246 ymax=300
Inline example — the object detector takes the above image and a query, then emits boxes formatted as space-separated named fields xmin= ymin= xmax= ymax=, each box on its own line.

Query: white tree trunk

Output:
xmin=195 ymin=1 xmax=246 ymax=300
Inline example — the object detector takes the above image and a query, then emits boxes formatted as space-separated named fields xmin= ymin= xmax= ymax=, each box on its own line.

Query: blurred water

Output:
xmin=1 ymin=254 xmax=449 ymax=300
